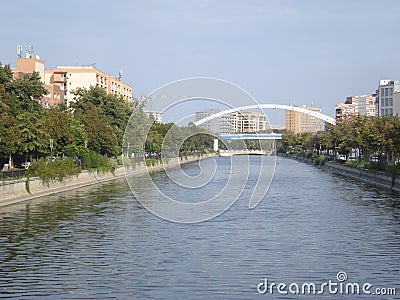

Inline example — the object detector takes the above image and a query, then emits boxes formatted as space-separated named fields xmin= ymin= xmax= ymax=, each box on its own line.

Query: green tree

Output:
xmin=17 ymin=112 xmax=49 ymax=159
xmin=71 ymin=87 xmax=133 ymax=156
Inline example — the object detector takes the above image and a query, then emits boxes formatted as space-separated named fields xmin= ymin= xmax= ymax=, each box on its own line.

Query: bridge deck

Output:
xmin=220 ymin=133 xmax=282 ymax=140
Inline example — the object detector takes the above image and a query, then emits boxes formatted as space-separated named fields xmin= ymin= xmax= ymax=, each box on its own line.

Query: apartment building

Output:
xmin=45 ymin=66 xmax=133 ymax=105
xmin=378 ymin=80 xmax=400 ymax=116
xmin=230 ymin=111 xmax=267 ymax=133
xmin=12 ymin=53 xmax=64 ymax=107
xmin=285 ymin=106 xmax=323 ymax=134
xmin=145 ymin=111 xmax=163 ymax=123
xmin=10 ymin=46 xmax=133 ymax=107
xmin=335 ymin=94 xmax=377 ymax=119
xmin=195 ymin=109 xmax=231 ymax=135
xmin=195 ymin=109 xmax=267 ymax=135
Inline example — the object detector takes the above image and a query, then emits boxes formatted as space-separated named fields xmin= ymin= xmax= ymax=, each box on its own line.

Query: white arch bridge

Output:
xmin=193 ymin=104 xmax=336 ymax=127
xmin=193 ymin=104 xmax=336 ymax=156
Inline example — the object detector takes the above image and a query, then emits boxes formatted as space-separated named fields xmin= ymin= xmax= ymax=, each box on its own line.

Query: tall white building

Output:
xmin=145 ymin=111 xmax=163 ymax=123
xmin=378 ymin=80 xmax=400 ymax=116
xmin=195 ymin=109 xmax=232 ymax=135
xmin=195 ymin=109 xmax=267 ymax=135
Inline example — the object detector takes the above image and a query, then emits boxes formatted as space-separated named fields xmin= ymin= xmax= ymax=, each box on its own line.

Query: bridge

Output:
xmin=220 ymin=133 xmax=282 ymax=140
xmin=213 ymin=133 xmax=281 ymax=153
xmin=194 ymin=104 xmax=336 ymax=126
xmin=218 ymin=149 xmax=272 ymax=157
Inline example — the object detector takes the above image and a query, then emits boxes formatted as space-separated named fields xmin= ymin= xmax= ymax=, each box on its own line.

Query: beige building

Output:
xmin=45 ymin=66 xmax=133 ymax=105
xmin=285 ymin=106 xmax=323 ymax=134
xmin=13 ymin=56 xmax=45 ymax=82
xmin=12 ymin=55 xmax=64 ymax=107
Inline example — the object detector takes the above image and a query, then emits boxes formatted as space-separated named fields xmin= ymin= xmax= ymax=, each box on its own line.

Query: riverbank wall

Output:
xmin=0 ymin=155 xmax=212 ymax=208
xmin=287 ymin=155 xmax=400 ymax=193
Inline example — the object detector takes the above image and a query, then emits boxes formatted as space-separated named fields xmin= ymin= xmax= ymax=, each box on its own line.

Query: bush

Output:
xmin=26 ymin=158 xmax=82 ymax=184
xmin=81 ymin=151 xmax=116 ymax=173
xmin=145 ymin=158 xmax=160 ymax=167
xmin=312 ymin=155 xmax=326 ymax=166
xmin=345 ymin=159 xmax=367 ymax=169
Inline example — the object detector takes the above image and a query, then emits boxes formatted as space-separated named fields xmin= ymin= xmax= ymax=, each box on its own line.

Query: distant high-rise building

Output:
xmin=378 ymin=80 xmax=400 ymax=116
xmin=335 ymin=94 xmax=377 ymax=119
xmin=145 ymin=111 xmax=163 ymax=123
xmin=195 ymin=109 xmax=232 ymax=135
xmin=230 ymin=111 xmax=267 ymax=133
xmin=195 ymin=109 xmax=267 ymax=135
xmin=285 ymin=106 xmax=323 ymax=134
xmin=45 ymin=66 xmax=133 ymax=106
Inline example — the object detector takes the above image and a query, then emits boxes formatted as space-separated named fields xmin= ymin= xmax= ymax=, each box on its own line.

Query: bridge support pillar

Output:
xmin=213 ymin=139 xmax=219 ymax=152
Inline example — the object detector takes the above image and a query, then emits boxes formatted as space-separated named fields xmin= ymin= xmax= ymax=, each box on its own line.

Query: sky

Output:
xmin=1 ymin=0 xmax=400 ymax=125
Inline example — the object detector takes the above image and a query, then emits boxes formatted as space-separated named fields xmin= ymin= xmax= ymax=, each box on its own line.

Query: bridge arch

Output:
xmin=193 ymin=104 xmax=336 ymax=126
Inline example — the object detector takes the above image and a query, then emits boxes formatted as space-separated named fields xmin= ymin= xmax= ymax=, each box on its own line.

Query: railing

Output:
xmin=0 ymin=169 xmax=26 ymax=179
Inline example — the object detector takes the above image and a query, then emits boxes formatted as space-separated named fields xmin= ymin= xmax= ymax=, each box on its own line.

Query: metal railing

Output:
xmin=0 ymin=169 xmax=26 ymax=179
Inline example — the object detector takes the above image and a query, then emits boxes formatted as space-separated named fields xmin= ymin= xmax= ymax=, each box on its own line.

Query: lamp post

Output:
xmin=84 ymin=140 xmax=88 ymax=148
xmin=49 ymin=139 xmax=54 ymax=159
xmin=127 ymin=142 xmax=130 ymax=157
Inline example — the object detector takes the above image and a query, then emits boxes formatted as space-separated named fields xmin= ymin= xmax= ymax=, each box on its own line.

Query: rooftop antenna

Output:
xmin=117 ymin=69 xmax=123 ymax=80
xmin=26 ymin=45 xmax=34 ymax=58
xmin=16 ymin=44 xmax=22 ymax=58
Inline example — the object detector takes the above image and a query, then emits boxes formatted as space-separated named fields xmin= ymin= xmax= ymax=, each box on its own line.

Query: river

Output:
xmin=0 ymin=157 xmax=399 ymax=299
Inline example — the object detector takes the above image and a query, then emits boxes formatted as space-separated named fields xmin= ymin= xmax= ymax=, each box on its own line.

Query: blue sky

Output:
xmin=1 ymin=0 xmax=399 ymax=124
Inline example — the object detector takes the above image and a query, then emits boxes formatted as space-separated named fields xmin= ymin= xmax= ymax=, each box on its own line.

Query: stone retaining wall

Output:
xmin=324 ymin=161 xmax=400 ymax=193
xmin=0 ymin=155 xmax=210 ymax=208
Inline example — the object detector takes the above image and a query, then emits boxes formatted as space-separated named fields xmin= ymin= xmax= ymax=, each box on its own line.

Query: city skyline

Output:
xmin=1 ymin=0 xmax=400 ymax=124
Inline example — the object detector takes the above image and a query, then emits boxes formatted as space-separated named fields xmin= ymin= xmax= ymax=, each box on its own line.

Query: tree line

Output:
xmin=278 ymin=114 xmax=400 ymax=163
xmin=0 ymin=63 xmax=214 ymax=169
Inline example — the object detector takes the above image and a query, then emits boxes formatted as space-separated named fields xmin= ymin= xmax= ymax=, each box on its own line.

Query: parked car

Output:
xmin=337 ymin=154 xmax=347 ymax=161
xmin=370 ymin=156 xmax=379 ymax=162
xmin=46 ymin=156 xmax=56 ymax=164
xmin=21 ymin=162 xmax=31 ymax=169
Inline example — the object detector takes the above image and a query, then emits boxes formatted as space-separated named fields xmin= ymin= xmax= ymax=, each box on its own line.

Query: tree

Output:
xmin=71 ymin=87 xmax=133 ymax=156
xmin=6 ymin=72 xmax=47 ymax=115
xmin=17 ymin=112 xmax=49 ymax=159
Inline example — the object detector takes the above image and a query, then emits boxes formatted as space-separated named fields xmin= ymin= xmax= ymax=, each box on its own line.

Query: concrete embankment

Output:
xmin=324 ymin=161 xmax=400 ymax=193
xmin=0 ymin=155 xmax=211 ymax=208
xmin=288 ymin=155 xmax=400 ymax=193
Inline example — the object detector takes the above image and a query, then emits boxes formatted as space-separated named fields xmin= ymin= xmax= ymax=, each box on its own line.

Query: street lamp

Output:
xmin=84 ymin=140 xmax=88 ymax=148
xmin=49 ymin=139 xmax=54 ymax=159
